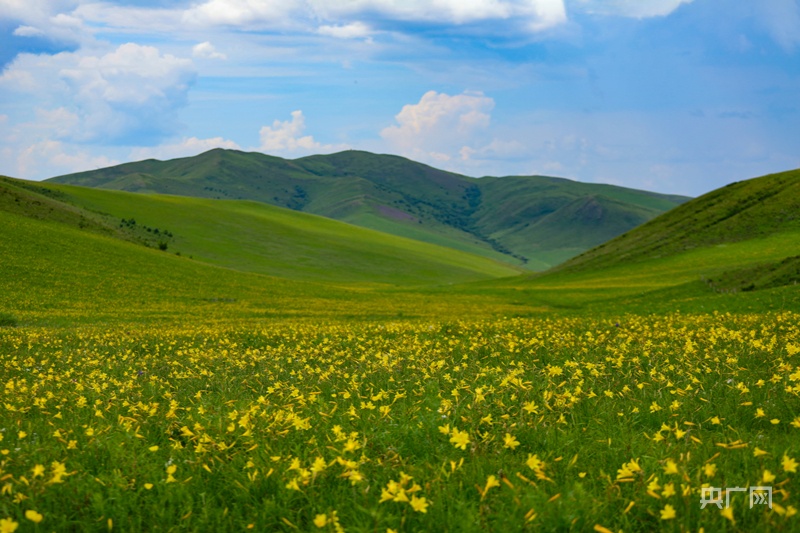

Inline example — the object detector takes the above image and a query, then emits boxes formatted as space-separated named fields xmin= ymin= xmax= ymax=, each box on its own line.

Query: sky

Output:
xmin=0 ymin=0 xmax=799 ymax=196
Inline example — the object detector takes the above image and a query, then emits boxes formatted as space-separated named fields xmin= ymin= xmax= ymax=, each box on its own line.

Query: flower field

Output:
xmin=1 ymin=311 xmax=799 ymax=531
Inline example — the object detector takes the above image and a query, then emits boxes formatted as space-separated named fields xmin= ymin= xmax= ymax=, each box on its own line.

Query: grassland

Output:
xmin=1 ymin=169 xmax=799 ymax=531
xmin=49 ymin=149 xmax=688 ymax=269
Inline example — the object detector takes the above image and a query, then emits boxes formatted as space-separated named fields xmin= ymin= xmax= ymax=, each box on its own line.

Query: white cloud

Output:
xmin=72 ymin=2 xmax=185 ymax=33
xmin=310 ymin=0 xmax=567 ymax=27
xmin=130 ymin=137 xmax=241 ymax=161
xmin=381 ymin=91 xmax=495 ymax=164
xmin=179 ymin=0 xmax=566 ymax=31
xmin=1 ymin=43 xmax=196 ymax=143
xmin=15 ymin=140 xmax=118 ymax=179
xmin=192 ymin=41 xmax=227 ymax=60
xmin=13 ymin=25 xmax=46 ymax=37
xmin=182 ymin=0 xmax=300 ymax=28
xmin=259 ymin=110 xmax=348 ymax=155
xmin=317 ymin=21 xmax=373 ymax=39
xmin=1 ymin=0 xmax=91 ymax=45
xmin=757 ymin=0 xmax=800 ymax=51
xmin=571 ymin=0 xmax=694 ymax=18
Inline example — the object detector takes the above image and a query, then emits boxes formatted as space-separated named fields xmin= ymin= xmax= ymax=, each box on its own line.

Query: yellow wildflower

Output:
xmin=659 ymin=504 xmax=676 ymax=520
xmin=503 ymin=433 xmax=520 ymax=450
xmin=24 ymin=511 xmax=43 ymax=524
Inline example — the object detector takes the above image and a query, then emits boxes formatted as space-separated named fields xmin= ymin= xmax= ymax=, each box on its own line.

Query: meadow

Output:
xmin=2 ymin=171 xmax=800 ymax=531
xmin=1 ymin=309 xmax=799 ymax=532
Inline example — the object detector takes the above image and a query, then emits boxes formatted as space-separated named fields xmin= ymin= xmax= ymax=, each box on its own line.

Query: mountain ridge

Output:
xmin=49 ymin=148 xmax=691 ymax=269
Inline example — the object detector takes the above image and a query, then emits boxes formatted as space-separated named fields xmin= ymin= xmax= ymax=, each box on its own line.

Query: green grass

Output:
xmin=558 ymin=168 xmax=800 ymax=273
xmin=5 ymin=176 xmax=522 ymax=287
xmin=1 ymin=312 xmax=798 ymax=532
xmin=2 ymin=166 xmax=800 ymax=531
xmin=0 ymin=194 xmax=526 ymax=327
xmin=49 ymin=148 xmax=688 ymax=269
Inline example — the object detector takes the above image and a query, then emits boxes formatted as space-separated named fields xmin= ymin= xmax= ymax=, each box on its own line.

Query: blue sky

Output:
xmin=1 ymin=0 xmax=798 ymax=196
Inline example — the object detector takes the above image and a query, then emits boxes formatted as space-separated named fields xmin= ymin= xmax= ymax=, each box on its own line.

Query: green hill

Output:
xmin=48 ymin=149 xmax=689 ymax=269
xmin=475 ymin=168 xmax=800 ymax=312
xmin=1 ymin=176 xmax=520 ymax=287
xmin=0 ymin=176 xmax=527 ymax=325
xmin=556 ymin=168 xmax=800 ymax=274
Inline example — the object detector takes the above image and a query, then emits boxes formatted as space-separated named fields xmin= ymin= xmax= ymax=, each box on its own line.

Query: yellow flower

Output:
xmin=310 ymin=457 xmax=327 ymax=475
xmin=762 ymin=470 xmax=776 ymax=484
xmin=166 ymin=464 xmax=177 ymax=483
xmin=24 ymin=510 xmax=43 ymax=524
xmin=661 ymin=483 xmax=676 ymax=498
xmin=783 ymin=454 xmax=798 ymax=474
xmin=526 ymin=454 xmax=544 ymax=472
xmin=313 ymin=514 xmax=327 ymax=528
xmin=32 ymin=464 xmax=45 ymax=478
xmin=0 ymin=518 xmax=18 ymax=533
xmin=703 ymin=463 xmax=717 ymax=478
xmin=616 ymin=459 xmax=641 ymax=480
xmin=659 ymin=504 xmax=676 ymax=520
xmin=148 ymin=446 xmax=159 ymax=452
xmin=481 ymin=475 xmax=501 ymax=500
xmin=449 ymin=429 xmax=470 ymax=450
xmin=410 ymin=495 xmax=429 ymax=513
xmin=144 ymin=483 xmax=153 ymax=490
xmin=721 ymin=506 xmax=735 ymax=523
xmin=503 ymin=433 xmax=520 ymax=450
xmin=663 ymin=459 xmax=679 ymax=475
xmin=753 ymin=447 xmax=769 ymax=457
xmin=50 ymin=461 xmax=67 ymax=484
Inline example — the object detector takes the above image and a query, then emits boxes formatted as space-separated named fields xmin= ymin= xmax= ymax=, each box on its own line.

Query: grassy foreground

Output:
xmin=1 ymin=310 xmax=799 ymax=532
xmin=2 ymin=169 xmax=799 ymax=531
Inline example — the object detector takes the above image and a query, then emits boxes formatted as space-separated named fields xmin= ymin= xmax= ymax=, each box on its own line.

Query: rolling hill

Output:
xmin=48 ymin=149 xmax=690 ymax=270
xmin=1 ymin=176 xmax=520 ymax=287
xmin=555 ymin=168 xmax=800 ymax=274
xmin=0 ymin=175 xmax=529 ymax=325
xmin=475 ymin=168 xmax=800 ymax=312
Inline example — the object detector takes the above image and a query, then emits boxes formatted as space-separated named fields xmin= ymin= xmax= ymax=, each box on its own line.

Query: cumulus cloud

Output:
xmin=571 ymin=0 xmax=694 ymax=18
xmin=182 ymin=0 xmax=299 ymax=28
xmin=1 ymin=0 xmax=91 ymax=45
xmin=192 ymin=41 xmax=227 ymax=60
xmin=381 ymin=91 xmax=495 ymax=164
xmin=130 ymin=137 xmax=240 ymax=161
xmin=1 ymin=43 xmax=196 ymax=144
xmin=259 ymin=110 xmax=348 ymax=155
xmin=180 ymin=0 xmax=567 ymax=32
xmin=317 ymin=21 xmax=373 ymax=39
xmin=310 ymin=0 xmax=567 ymax=27
xmin=15 ymin=140 xmax=118 ymax=179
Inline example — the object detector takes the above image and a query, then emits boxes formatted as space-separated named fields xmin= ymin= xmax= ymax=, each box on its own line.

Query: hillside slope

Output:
xmin=48 ymin=149 xmax=689 ymax=269
xmin=2 ymin=176 xmax=521 ymax=286
xmin=470 ymin=168 xmax=800 ymax=313
xmin=556 ymin=169 xmax=800 ymax=273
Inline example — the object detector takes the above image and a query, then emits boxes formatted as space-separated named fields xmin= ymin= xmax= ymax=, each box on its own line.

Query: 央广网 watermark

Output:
xmin=700 ymin=486 xmax=772 ymax=509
